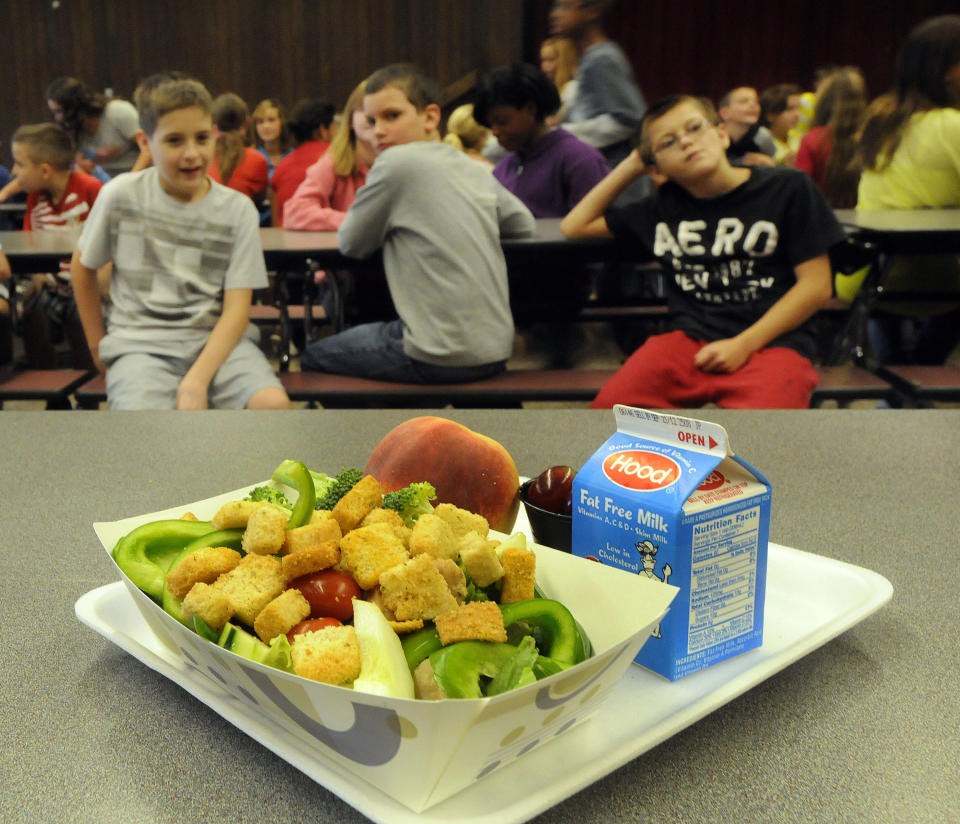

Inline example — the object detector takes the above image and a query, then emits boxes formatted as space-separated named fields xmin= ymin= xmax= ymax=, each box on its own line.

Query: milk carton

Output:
xmin=572 ymin=406 xmax=771 ymax=680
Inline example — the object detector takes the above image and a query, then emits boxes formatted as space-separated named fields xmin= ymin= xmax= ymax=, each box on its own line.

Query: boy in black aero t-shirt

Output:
xmin=562 ymin=94 xmax=846 ymax=409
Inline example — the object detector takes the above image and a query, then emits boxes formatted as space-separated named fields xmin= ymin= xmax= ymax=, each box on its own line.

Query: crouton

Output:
xmin=241 ymin=505 xmax=288 ymax=556
xmin=360 ymin=508 xmax=412 ymax=546
xmin=378 ymin=554 xmax=458 ymax=621
xmin=181 ymin=582 xmax=233 ymax=632
xmin=435 ymin=601 xmax=508 ymax=645
xmin=212 ymin=554 xmax=286 ymax=626
xmin=499 ymin=546 xmax=536 ymax=603
xmin=458 ymin=532 xmax=503 ymax=588
xmin=432 ymin=557 xmax=467 ymax=602
xmin=291 ymin=625 xmax=362 ymax=685
xmin=253 ymin=588 xmax=311 ymax=643
xmin=338 ymin=523 xmax=409 ymax=589
xmin=281 ymin=540 xmax=341 ymax=581
xmin=282 ymin=519 xmax=342 ymax=555
xmin=310 ymin=509 xmax=334 ymax=524
xmin=331 ymin=475 xmax=383 ymax=533
xmin=408 ymin=513 xmax=458 ymax=561
xmin=165 ymin=545 xmax=243 ymax=600
xmin=433 ymin=502 xmax=489 ymax=539
xmin=179 ymin=511 xmax=200 ymax=521
xmin=389 ymin=618 xmax=425 ymax=634
xmin=211 ymin=500 xmax=268 ymax=529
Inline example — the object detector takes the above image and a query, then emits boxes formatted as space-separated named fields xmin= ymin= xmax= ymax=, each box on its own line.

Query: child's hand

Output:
xmin=694 ymin=338 xmax=753 ymax=373
xmin=176 ymin=380 xmax=209 ymax=410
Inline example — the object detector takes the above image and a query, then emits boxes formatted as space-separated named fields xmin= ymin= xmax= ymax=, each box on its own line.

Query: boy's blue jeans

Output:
xmin=300 ymin=319 xmax=507 ymax=383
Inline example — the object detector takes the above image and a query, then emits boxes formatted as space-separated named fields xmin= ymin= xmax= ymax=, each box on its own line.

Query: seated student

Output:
xmin=299 ymin=63 xmax=535 ymax=383
xmin=269 ymin=99 xmax=336 ymax=227
xmin=71 ymin=78 xmax=290 ymax=410
xmin=284 ymin=81 xmax=377 ymax=231
xmin=718 ymin=86 xmax=777 ymax=167
xmin=443 ymin=104 xmax=494 ymax=167
xmin=852 ymin=14 xmax=960 ymax=365
xmin=46 ymin=77 xmax=140 ymax=177
xmin=474 ymin=62 xmax=610 ymax=218
xmin=208 ymin=93 xmax=269 ymax=208
xmin=540 ymin=36 xmax=579 ymax=125
xmin=474 ymin=62 xmax=611 ymax=365
xmin=795 ymin=66 xmax=867 ymax=208
xmin=561 ymin=95 xmax=845 ymax=409
xmin=759 ymin=83 xmax=802 ymax=166
xmin=251 ymin=98 xmax=293 ymax=226
xmin=11 ymin=123 xmax=105 ymax=370
xmin=549 ymin=0 xmax=646 ymax=168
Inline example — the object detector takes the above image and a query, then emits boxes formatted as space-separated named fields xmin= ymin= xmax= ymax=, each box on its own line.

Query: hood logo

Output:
xmin=602 ymin=450 xmax=681 ymax=491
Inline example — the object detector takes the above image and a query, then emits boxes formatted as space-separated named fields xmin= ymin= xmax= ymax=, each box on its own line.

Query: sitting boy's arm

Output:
xmin=496 ymin=187 xmax=535 ymax=238
xmin=71 ymin=249 xmax=108 ymax=373
xmin=176 ymin=288 xmax=252 ymax=410
xmin=694 ymin=254 xmax=833 ymax=373
xmin=561 ymin=150 xmax=647 ymax=239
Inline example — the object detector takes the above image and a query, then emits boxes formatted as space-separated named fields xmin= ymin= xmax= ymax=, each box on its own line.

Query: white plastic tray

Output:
xmin=76 ymin=538 xmax=891 ymax=824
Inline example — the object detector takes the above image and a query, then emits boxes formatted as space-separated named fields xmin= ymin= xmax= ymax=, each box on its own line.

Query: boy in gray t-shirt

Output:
xmin=72 ymin=78 xmax=289 ymax=410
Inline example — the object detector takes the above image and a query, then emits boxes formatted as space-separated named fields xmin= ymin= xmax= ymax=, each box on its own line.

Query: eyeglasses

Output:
xmin=651 ymin=118 xmax=712 ymax=155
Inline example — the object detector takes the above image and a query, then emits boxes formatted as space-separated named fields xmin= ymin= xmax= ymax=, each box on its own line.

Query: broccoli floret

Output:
xmin=315 ymin=467 xmax=364 ymax=510
xmin=245 ymin=486 xmax=292 ymax=510
xmin=381 ymin=482 xmax=437 ymax=527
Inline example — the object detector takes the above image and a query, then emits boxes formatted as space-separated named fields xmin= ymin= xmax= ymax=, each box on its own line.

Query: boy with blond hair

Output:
xmin=562 ymin=94 xmax=845 ymax=408
xmin=301 ymin=63 xmax=535 ymax=383
xmin=71 ymin=78 xmax=290 ymax=409
xmin=10 ymin=123 xmax=104 ymax=369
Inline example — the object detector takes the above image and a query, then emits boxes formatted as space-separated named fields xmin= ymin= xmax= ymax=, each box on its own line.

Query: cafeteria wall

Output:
xmin=2 ymin=0 xmax=958 ymax=170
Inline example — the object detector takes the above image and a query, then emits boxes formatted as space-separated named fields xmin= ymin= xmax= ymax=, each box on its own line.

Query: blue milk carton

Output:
xmin=572 ymin=406 xmax=771 ymax=680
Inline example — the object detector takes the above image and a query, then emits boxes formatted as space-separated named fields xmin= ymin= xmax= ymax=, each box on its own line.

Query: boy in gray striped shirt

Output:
xmin=71 ymin=78 xmax=289 ymax=410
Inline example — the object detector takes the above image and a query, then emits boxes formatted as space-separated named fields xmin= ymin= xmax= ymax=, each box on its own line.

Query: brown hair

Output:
xmin=212 ymin=92 xmax=249 ymax=185
xmin=365 ymin=63 xmax=440 ymax=110
xmin=12 ymin=122 xmax=75 ymax=171
xmin=855 ymin=14 xmax=960 ymax=171
xmin=812 ymin=67 xmax=867 ymax=207
xmin=138 ymin=78 xmax=212 ymax=136
xmin=252 ymin=98 xmax=292 ymax=154
xmin=635 ymin=95 xmax=718 ymax=164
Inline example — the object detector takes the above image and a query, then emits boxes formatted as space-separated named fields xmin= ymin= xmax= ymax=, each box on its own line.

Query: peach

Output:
xmin=364 ymin=417 xmax=520 ymax=533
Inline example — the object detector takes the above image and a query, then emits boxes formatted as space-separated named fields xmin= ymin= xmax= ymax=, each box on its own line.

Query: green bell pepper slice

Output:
xmin=429 ymin=637 xmax=539 ymax=699
xmin=112 ymin=519 xmax=215 ymax=602
xmin=401 ymin=626 xmax=444 ymax=672
xmin=499 ymin=598 xmax=588 ymax=667
xmin=271 ymin=460 xmax=316 ymax=528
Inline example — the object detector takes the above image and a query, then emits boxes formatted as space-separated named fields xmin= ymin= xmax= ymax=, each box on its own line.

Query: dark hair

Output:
xmin=856 ymin=15 xmax=960 ymax=171
xmin=759 ymin=83 xmax=800 ymax=125
xmin=287 ymin=98 xmax=336 ymax=143
xmin=12 ymin=122 xmax=75 ymax=171
xmin=45 ymin=76 xmax=106 ymax=143
xmin=365 ymin=63 xmax=440 ymax=110
xmin=473 ymin=63 xmax=561 ymax=127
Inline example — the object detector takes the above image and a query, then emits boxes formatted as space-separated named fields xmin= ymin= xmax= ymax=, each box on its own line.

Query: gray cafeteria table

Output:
xmin=1 ymin=409 xmax=956 ymax=823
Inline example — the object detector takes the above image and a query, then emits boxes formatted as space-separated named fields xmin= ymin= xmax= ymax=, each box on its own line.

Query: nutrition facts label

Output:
xmin=687 ymin=505 xmax=760 ymax=653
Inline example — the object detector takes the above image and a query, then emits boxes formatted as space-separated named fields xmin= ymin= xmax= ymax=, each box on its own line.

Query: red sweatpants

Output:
xmin=591 ymin=330 xmax=819 ymax=409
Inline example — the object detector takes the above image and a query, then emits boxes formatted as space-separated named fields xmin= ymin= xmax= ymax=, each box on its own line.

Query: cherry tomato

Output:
xmin=290 ymin=570 xmax=362 ymax=622
xmin=286 ymin=617 xmax=342 ymax=643
xmin=526 ymin=465 xmax=575 ymax=515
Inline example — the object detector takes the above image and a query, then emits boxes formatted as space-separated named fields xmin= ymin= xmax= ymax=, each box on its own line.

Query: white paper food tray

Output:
xmin=82 ymin=482 xmax=679 ymax=813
